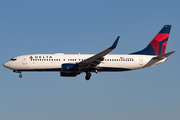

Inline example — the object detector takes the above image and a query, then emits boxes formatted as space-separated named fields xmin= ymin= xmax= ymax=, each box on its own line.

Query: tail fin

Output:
xmin=131 ymin=25 xmax=171 ymax=56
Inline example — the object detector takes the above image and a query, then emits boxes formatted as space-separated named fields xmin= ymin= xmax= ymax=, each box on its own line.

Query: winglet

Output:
xmin=109 ymin=36 xmax=120 ymax=49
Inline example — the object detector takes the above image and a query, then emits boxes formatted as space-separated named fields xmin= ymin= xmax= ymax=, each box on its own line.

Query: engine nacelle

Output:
xmin=60 ymin=63 xmax=79 ymax=77
xmin=61 ymin=63 xmax=79 ymax=72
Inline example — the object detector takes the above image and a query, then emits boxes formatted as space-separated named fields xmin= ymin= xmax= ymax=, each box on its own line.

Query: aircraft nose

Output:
xmin=3 ymin=62 xmax=9 ymax=68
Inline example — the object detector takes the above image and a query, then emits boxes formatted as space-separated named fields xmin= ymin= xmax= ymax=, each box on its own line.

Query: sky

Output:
xmin=0 ymin=0 xmax=180 ymax=120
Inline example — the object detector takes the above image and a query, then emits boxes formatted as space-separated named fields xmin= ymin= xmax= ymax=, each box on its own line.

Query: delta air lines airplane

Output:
xmin=3 ymin=25 xmax=175 ymax=80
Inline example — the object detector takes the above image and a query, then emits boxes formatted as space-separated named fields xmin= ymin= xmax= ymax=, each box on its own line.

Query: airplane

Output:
xmin=3 ymin=25 xmax=175 ymax=80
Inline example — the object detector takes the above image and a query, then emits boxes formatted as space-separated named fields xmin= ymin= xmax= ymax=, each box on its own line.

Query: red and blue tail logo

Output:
xmin=131 ymin=25 xmax=171 ymax=56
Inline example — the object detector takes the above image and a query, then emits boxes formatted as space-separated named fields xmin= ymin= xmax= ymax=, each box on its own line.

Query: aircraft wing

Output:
xmin=78 ymin=36 xmax=119 ymax=69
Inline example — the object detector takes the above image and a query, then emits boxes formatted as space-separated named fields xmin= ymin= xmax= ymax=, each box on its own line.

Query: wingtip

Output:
xmin=109 ymin=36 xmax=120 ymax=49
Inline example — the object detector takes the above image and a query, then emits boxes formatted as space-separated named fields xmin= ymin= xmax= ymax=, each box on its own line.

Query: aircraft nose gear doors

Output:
xmin=13 ymin=70 xmax=22 ymax=78
xmin=85 ymin=71 xmax=91 ymax=80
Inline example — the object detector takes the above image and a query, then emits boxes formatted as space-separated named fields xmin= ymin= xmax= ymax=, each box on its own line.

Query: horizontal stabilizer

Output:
xmin=153 ymin=51 xmax=175 ymax=59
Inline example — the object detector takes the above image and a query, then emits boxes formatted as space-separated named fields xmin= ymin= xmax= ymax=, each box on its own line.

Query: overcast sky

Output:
xmin=0 ymin=1 xmax=180 ymax=120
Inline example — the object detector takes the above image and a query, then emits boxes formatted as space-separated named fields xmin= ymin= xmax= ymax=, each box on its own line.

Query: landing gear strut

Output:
xmin=85 ymin=71 xmax=91 ymax=80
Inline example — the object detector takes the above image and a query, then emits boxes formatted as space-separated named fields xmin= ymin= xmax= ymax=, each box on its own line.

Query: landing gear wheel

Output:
xmin=19 ymin=74 xmax=22 ymax=78
xmin=85 ymin=71 xmax=91 ymax=80
xmin=85 ymin=76 xmax=90 ymax=80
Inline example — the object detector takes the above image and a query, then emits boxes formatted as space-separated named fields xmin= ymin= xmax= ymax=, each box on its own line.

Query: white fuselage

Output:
xmin=3 ymin=53 xmax=166 ymax=72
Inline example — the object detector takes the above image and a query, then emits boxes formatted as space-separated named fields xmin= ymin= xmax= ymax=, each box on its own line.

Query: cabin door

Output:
xmin=139 ymin=56 xmax=143 ymax=65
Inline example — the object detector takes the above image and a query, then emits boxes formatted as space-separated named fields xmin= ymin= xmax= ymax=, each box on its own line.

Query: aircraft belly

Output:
xmin=27 ymin=62 xmax=61 ymax=71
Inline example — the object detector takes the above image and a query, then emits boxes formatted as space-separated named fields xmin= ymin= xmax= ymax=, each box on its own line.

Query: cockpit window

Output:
xmin=10 ymin=58 xmax=17 ymax=61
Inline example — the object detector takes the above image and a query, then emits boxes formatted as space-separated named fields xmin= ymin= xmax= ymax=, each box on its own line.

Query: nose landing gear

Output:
xmin=13 ymin=70 xmax=22 ymax=78
xmin=19 ymin=73 xmax=22 ymax=78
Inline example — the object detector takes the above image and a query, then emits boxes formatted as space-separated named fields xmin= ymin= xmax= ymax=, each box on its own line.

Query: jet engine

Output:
xmin=60 ymin=63 xmax=79 ymax=77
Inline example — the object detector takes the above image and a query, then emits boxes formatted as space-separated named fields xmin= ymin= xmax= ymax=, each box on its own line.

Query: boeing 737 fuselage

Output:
xmin=3 ymin=25 xmax=175 ymax=80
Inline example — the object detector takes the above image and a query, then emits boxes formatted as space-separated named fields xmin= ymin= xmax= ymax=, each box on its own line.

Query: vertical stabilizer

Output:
xmin=131 ymin=25 xmax=171 ymax=56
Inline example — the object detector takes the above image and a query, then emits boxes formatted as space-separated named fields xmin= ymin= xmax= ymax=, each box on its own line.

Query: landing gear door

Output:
xmin=22 ymin=57 xmax=27 ymax=65
xmin=139 ymin=56 xmax=143 ymax=65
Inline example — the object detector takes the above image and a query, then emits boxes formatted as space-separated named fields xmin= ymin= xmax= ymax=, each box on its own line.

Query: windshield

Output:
xmin=10 ymin=58 xmax=17 ymax=61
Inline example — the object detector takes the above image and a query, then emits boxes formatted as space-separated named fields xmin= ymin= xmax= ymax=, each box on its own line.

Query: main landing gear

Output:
xmin=85 ymin=71 xmax=91 ymax=80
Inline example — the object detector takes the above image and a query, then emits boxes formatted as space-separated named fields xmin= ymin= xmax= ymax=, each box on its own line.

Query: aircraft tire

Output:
xmin=19 ymin=74 xmax=22 ymax=78
xmin=85 ymin=71 xmax=91 ymax=80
